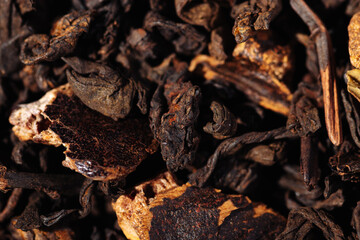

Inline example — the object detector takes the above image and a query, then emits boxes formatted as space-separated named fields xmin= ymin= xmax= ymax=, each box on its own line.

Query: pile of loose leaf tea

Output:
xmin=3 ymin=0 xmax=360 ymax=239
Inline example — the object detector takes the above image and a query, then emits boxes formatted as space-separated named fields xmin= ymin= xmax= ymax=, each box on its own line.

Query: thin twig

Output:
xmin=290 ymin=0 xmax=342 ymax=146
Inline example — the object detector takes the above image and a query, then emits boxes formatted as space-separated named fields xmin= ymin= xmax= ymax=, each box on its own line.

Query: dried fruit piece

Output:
xmin=63 ymin=57 xmax=147 ymax=120
xmin=9 ymin=84 xmax=157 ymax=180
xmin=113 ymin=172 xmax=285 ymax=240
xmin=349 ymin=12 xmax=360 ymax=69
xmin=20 ymin=11 xmax=92 ymax=64
xmin=10 ymin=223 xmax=75 ymax=240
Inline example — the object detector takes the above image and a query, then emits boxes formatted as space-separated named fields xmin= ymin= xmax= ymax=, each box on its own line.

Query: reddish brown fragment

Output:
xmin=113 ymin=172 xmax=285 ymax=240
xmin=20 ymin=11 xmax=92 ymax=64
xmin=9 ymin=84 xmax=157 ymax=181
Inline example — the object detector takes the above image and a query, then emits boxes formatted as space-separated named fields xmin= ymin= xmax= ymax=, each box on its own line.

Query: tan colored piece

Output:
xmin=113 ymin=172 xmax=285 ymax=240
xmin=349 ymin=12 xmax=360 ymax=69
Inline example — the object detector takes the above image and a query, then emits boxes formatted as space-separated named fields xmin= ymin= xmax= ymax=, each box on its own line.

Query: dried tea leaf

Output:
xmin=287 ymin=96 xmax=321 ymax=137
xmin=276 ymin=207 xmax=345 ymax=240
xmin=232 ymin=0 xmax=282 ymax=43
xmin=190 ymin=127 xmax=294 ymax=187
xmin=9 ymin=84 xmax=157 ymax=180
xmin=341 ymin=89 xmax=360 ymax=148
xmin=210 ymin=157 xmax=259 ymax=194
xmin=159 ymin=80 xmax=201 ymax=173
xmin=20 ymin=11 xmax=92 ymax=64
xmin=144 ymin=11 xmax=207 ymax=56
xmin=113 ymin=172 xmax=285 ymax=240
xmin=63 ymin=57 xmax=147 ymax=120
xmin=175 ymin=0 xmax=220 ymax=31
xmin=329 ymin=141 xmax=360 ymax=182
xmin=208 ymin=27 xmax=232 ymax=61
xmin=203 ymin=101 xmax=237 ymax=140
xmin=352 ymin=201 xmax=360 ymax=239
xmin=189 ymin=54 xmax=292 ymax=115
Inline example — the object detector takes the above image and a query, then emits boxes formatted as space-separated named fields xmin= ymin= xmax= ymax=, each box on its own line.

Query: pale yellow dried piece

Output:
xmin=349 ymin=12 xmax=360 ymax=69
xmin=346 ymin=68 xmax=360 ymax=102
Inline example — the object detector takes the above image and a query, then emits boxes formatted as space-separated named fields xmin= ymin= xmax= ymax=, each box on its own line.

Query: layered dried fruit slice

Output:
xmin=113 ymin=172 xmax=286 ymax=240
xmin=9 ymin=84 xmax=157 ymax=181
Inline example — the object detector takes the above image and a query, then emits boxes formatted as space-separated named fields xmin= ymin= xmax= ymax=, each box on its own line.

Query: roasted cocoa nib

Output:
xmin=2 ymin=0 xmax=360 ymax=239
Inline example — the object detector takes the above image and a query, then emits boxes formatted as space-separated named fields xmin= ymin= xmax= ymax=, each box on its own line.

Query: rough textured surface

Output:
xmin=9 ymin=84 xmax=157 ymax=180
xmin=113 ymin=173 xmax=286 ymax=240
xmin=349 ymin=12 xmax=360 ymax=69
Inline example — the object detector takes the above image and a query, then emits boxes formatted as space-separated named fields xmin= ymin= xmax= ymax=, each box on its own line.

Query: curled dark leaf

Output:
xmin=232 ymin=0 xmax=282 ymax=43
xmin=203 ymin=101 xmax=237 ymax=140
xmin=341 ymin=89 xmax=360 ymax=148
xmin=20 ymin=11 xmax=92 ymax=64
xmin=190 ymin=127 xmax=296 ymax=187
xmin=40 ymin=209 xmax=77 ymax=227
xmin=276 ymin=207 xmax=345 ymax=240
xmin=78 ymin=179 xmax=94 ymax=218
xmin=208 ymin=27 xmax=233 ymax=61
xmin=144 ymin=11 xmax=207 ymax=55
xmin=329 ymin=140 xmax=360 ymax=182
xmin=175 ymin=0 xmax=220 ymax=31
xmin=63 ymin=57 xmax=147 ymax=120
xmin=160 ymin=81 xmax=201 ymax=173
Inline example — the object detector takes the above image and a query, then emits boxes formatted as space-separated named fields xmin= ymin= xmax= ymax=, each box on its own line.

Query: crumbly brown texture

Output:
xmin=113 ymin=172 xmax=286 ymax=240
xmin=9 ymin=84 xmax=157 ymax=181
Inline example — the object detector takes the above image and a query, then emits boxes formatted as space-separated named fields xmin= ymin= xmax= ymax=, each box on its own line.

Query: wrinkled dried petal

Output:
xmin=20 ymin=11 xmax=92 ymax=64
xmin=63 ymin=57 xmax=147 ymax=120
xmin=9 ymin=84 xmax=157 ymax=180
xmin=203 ymin=101 xmax=237 ymax=139
xmin=175 ymin=0 xmax=220 ymax=31
xmin=113 ymin=172 xmax=285 ymax=240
